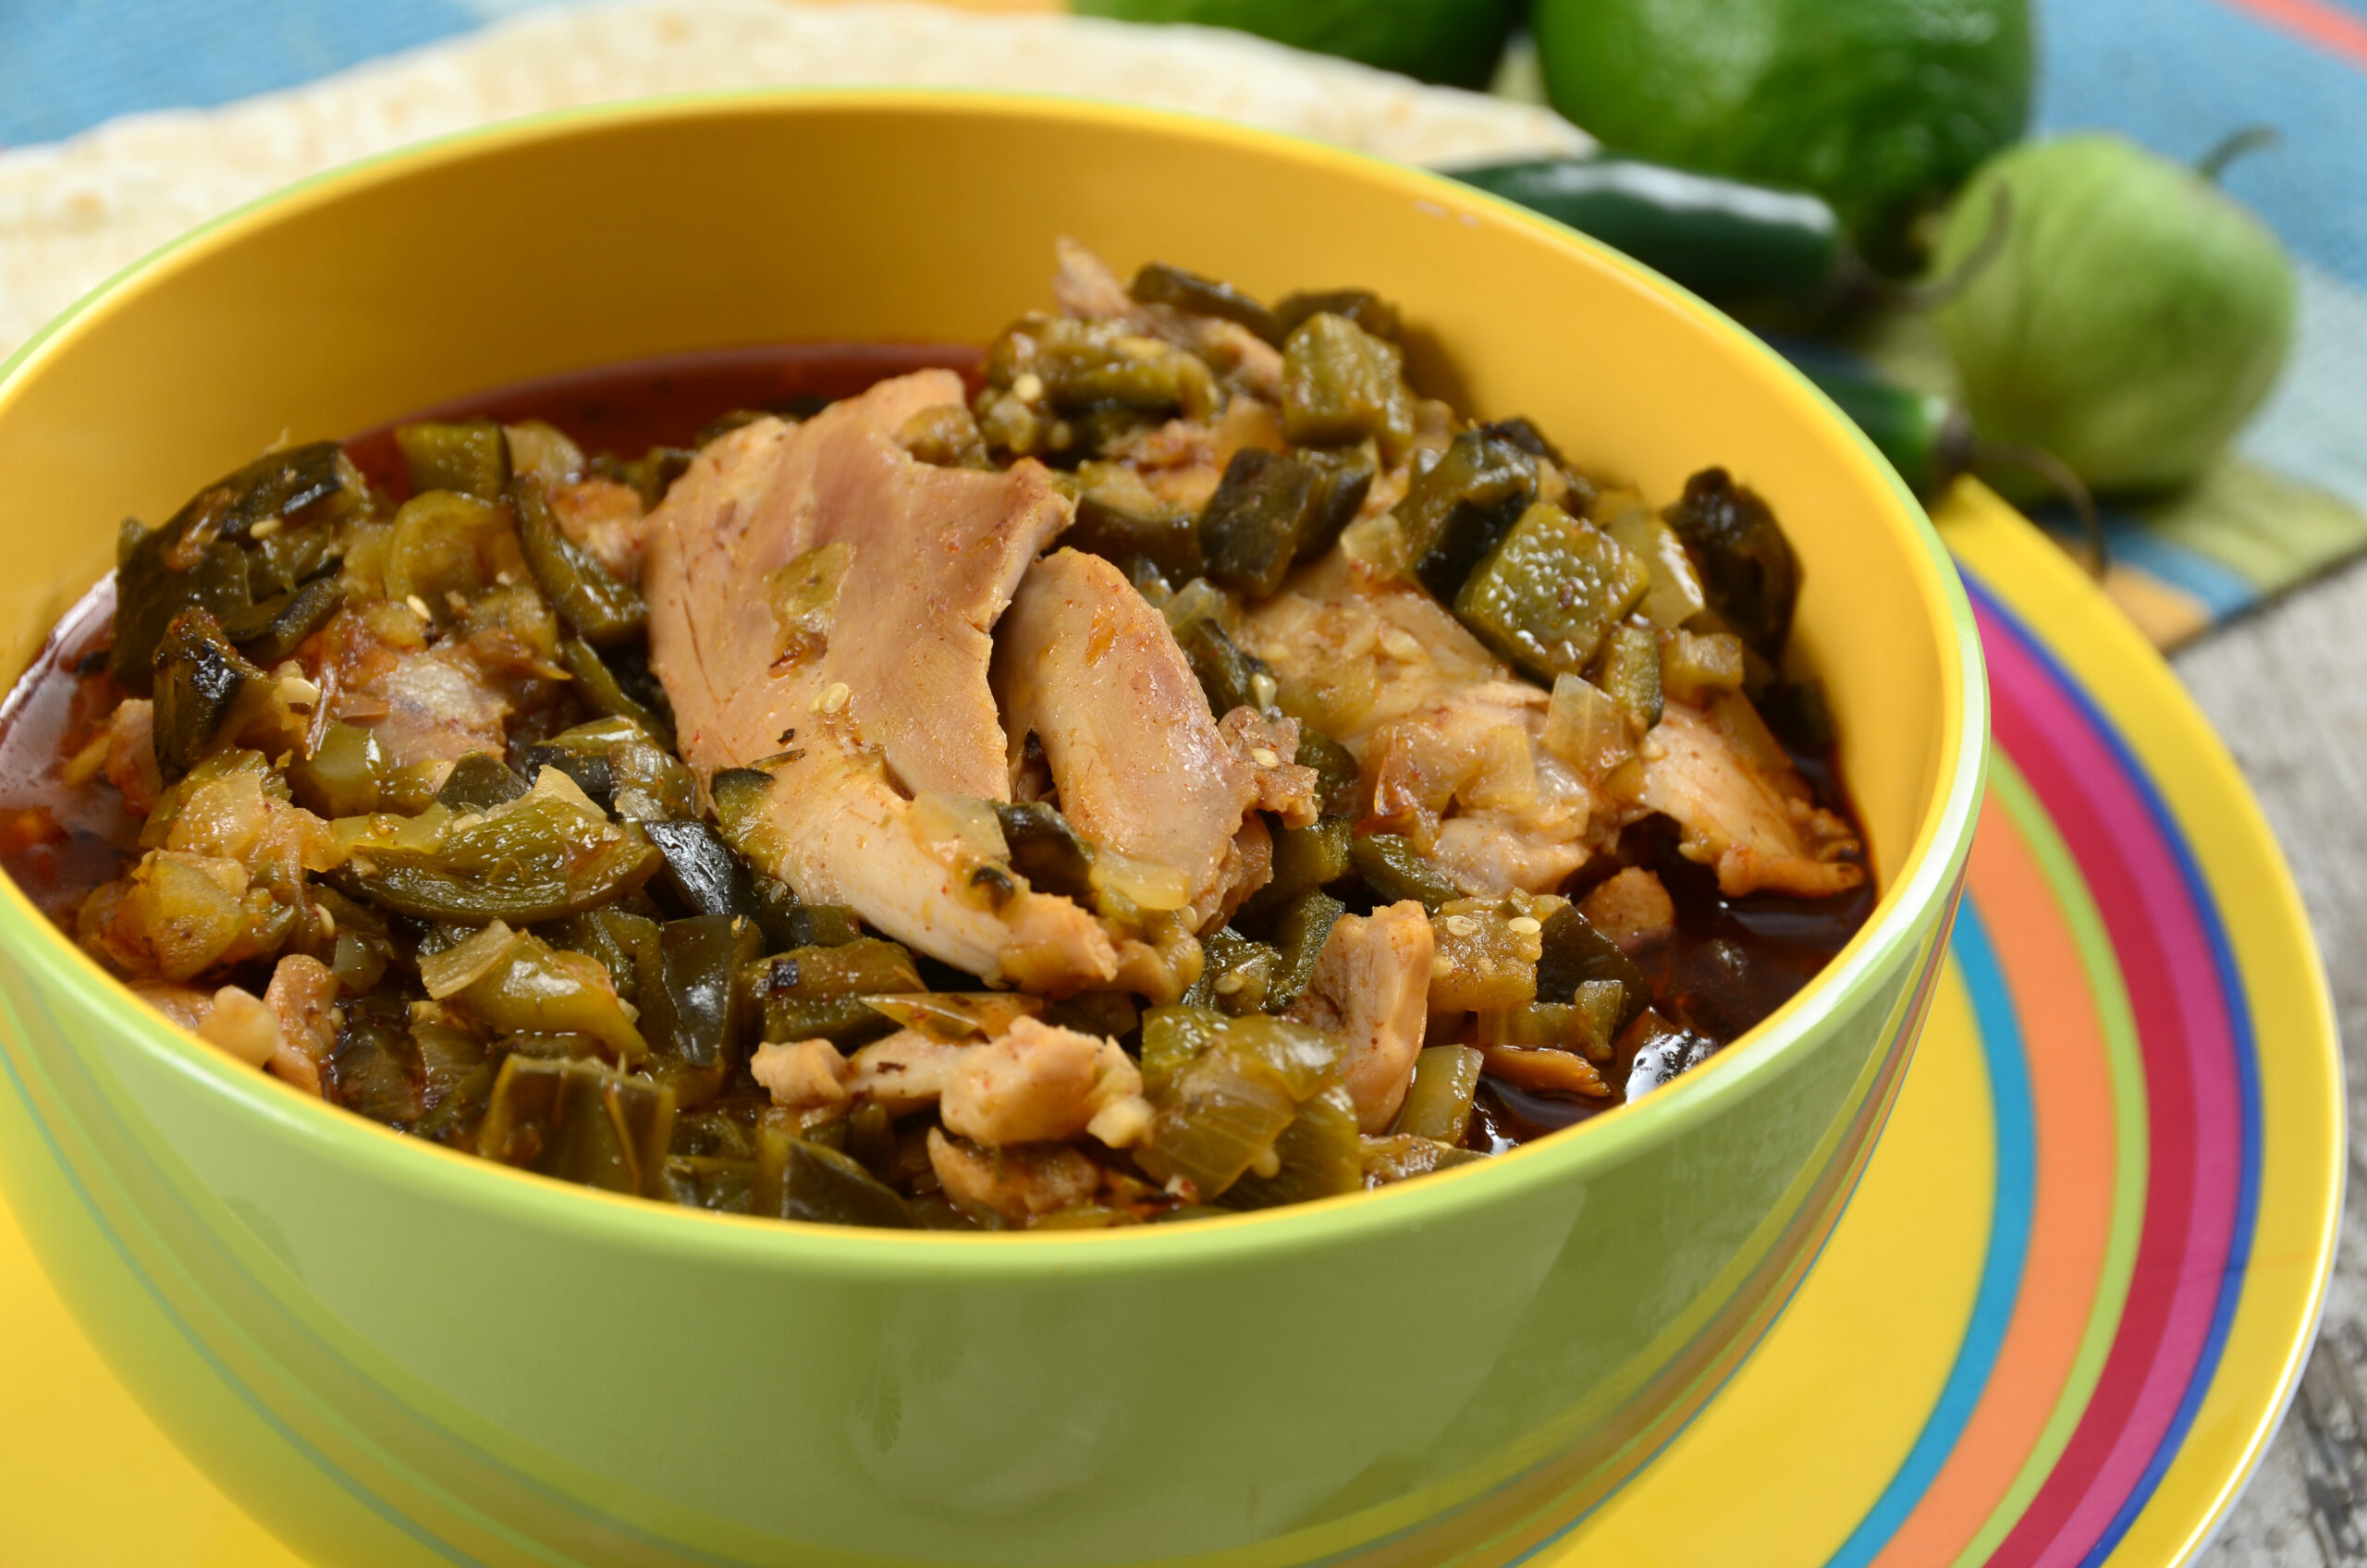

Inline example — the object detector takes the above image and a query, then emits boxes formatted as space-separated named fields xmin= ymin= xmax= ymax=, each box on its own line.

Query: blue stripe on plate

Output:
xmin=1819 ymin=900 xmax=2038 ymax=1568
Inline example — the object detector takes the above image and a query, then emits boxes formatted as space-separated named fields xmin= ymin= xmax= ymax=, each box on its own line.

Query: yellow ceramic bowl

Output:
xmin=0 ymin=94 xmax=1983 ymax=1568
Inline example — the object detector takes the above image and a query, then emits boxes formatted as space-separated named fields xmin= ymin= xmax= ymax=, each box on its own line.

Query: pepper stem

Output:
xmin=1974 ymin=444 xmax=2108 ymax=579
xmin=2198 ymin=125 xmax=2280 ymax=182
xmin=1870 ymin=185 xmax=2013 ymax=312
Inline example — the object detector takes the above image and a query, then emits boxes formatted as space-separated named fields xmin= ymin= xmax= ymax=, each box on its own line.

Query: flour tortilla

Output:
xmin=0 ymin=0 xmax=1588 ymax=360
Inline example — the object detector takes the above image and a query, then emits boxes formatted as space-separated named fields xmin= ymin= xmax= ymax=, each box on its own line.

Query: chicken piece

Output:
xmin=1240 ymin=553 xmax=1610 ymax=897
xmin=644 ymin=373 xmax=1118 ymax=990
xmin=1052 ymin=239 xmax=1284 ymax=402
xmin=103 ymin=700 xmax=162 ymax=817
xmin=751 ymin=1038 xmax=853 ymax=1114
xmin=1216 ymin=708 xmax=1319 ymax=827
xmin=548 ymin=476 xmax=648 ymax=582
xmin=198 ymin=985 xmax=279 ymax=1066
xmin=129 ymin=978 xmax=215 ymax=1033
xmin=845 ymin=1030 xmax=971 ymax=1117
xmin=1287 ymin=900 xmax=1434 ymax=1133
xmin=1640 ymin=694 xmax=1865 ymax=899
xmin=994 ymin=548 xmax=1289 ymax=925
xmin=1579 ymin=867 xmax=1676 ymax=952
xmin=938 ymin=1016 xmax=1151 ymax=1149
xmin=927 ymin=1129 xmax=1101 ymax=1225
xmin=319 ymin=600 xmax=525 ymax=767
xmin=263 ymin=953 xmax=341 ymax=1095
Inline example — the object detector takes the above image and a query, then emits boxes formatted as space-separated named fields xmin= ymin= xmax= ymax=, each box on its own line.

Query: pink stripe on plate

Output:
xmin=1972 ymin=601 xmax=2244 ymax=1567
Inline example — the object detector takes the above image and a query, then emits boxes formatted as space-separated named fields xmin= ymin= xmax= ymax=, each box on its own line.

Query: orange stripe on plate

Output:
xmin=1869 ymin=797 xmax=2120 ymax=1566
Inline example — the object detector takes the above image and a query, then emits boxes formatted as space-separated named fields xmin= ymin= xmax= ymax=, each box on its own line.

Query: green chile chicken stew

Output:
xmin=0 ymin=243 xmax=1869 ymax=1231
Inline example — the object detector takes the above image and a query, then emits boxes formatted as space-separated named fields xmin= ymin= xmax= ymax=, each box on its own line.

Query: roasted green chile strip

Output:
xmin=1349 ymin=834 xmax=1464 ymax=912
xmin=1198 ymin=449 xmax=1374 ymax=597
xmin=642 ymin=914 xmax=763 ymax=1096
xmin=1663 ymin=467 xmax=1799 ymax=657
xmin=150 ymin=610 xmax=263 ymax=781
xmin=1128 ymin=262 xmax=1282 ymax=344
xmin=513 ymin=478 xmax=647 ymax=646
xmin=335 ymin=794 xmax=661 ymax=924
xmin=1391 ymin=429 xmax=1538 ymax=603
xmin=476 ymin=1055 xmax=676 ymax=1197
xmin=395 ymin=421 xmax=510 ymax=501
xmin=994 ymin=802 xmax=1098 ymax=902
xmin=1536 ymin=905 xmax=1648 ymax=1030
xmin=755 ymin=1132 xmax=913 ymax=1228
xmin=1455 ymin=502 xmax=1650 ymax=680
xmin=219 ymin=576 xmax=345 ymax=666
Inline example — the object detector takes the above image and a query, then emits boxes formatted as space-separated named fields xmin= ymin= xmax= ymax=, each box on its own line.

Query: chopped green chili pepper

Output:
xmin=1280 ymin=312 xmax=1414 ymax=451
xmin=333 ymin=785 xmax=661 ymax=924
xmin=1454 ymin=501 xmax=1650 ymax=680
xmin=150 ymin=609 xmax=261 ymax=780
xmin=435 ymin=752 xmax=530 ymax=813
xmin=1128 ymin=261 xmax=1282 ymax=344
xmin=641 ymin=914 xmax=763 ymax=1099
xmin=1198 ymin=448 xmax=1374 ymax=597
xmin=993 ymin=802 xmax=1098 ymax=901
xmin=1294 ymin=731 xmax=1361 ymax=817
xmin=744 ymin=937 xmax=924 ymax=1046
xmin=111 ymin=441 xmax=349 ymax=692
xmin=325 ymin=995 xmax=424 ymax=1127
xmin=1272 ymin=288 xmax=1399 ymax=341
xmin=1223 ymin=1084 xmax=1362 ymax=1209
xmin=513 ymin=478 xmax=647 ymax=647
xmin=476 ymin=1055 xmax=675 ymax=1197
xmin=1171 ymin=614 xmax=1276 ymax=718
xmin=1071 ymin=461 xmax=1202 ymax=583
xmin=1184 ymin=926 xmax=1280 ymax=1015
xmin=663 ymin=1155 xmax=756 ymax=1213
xmin=287 ymin=720 xmax=386 ymax=817
xmin=644 ymin=818 xmax=763 ymax=921
xmin=1390 ymin=429 xmax=1538 ymax=603
xmin=1348 ymin=834 xmax=1464 ymax=912
xmin=754 ymin=1131 xmax=914 ymax=1228
xmin=1262 ymin=888 xmax=1343 ymax=1012
xmin=1393 ymin=1045 xmax=1485 ymax=1144
xmin=219 ymin=576 xmax=345 ymax=666
xmin=1535 ymin=905 xmax=1648 ymax=1030
xmin=559 ymin=637 xmax=675 ymax=751
xmin=1237 ymin=815 xmax=1354 ymax=926
xmin=395 ymin=420 xmax=510 ymax=501
xmin=1590 ymin=621 xmax=1664 ymax=732
xmin=1662 ymin=468 xmax=1799 ymax=658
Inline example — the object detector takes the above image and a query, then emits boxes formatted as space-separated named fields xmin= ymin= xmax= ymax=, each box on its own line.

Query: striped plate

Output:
xmin=0 ymin=486 xmax=2340 ymax=1567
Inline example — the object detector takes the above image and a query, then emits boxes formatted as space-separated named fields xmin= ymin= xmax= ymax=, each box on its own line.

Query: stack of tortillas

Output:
xmin=0 ymin=0 xmax=1589 ymax=360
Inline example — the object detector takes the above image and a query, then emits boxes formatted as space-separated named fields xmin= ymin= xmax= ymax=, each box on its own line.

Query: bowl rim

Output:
xmin=0 ymin=87 xmax=1989 ymax=1272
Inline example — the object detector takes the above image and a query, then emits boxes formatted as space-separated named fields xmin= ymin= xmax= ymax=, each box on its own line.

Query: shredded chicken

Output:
xmin=263 ymin=954 xmax=341 ymax=1095
xmin=1639 ymin=694 xmax=1865 ymax=899
xmin=103 ymin=700 xmax=162 ymax=817
xmin=750 ymin=1038 xmax=853 ymax=1114
xmin=644 ymin=372 xmax=1120 ymax=989
xmin=1579 ymin=867 xmax=1676 ymax=952
xmin=927 ymin=1129 xmax=1101 ymax=1225
xmin=844 ymin=1029 xmax=971 ymax=1116
xmin=548 ymin=476 xmax=648 ymax=582
xmin=994 ymin=548 xmax=1304 ymax=927
xmin=939 ymin=1016 xmax=1150 ymax=1148
xmin=1241 ymin=552 xmax=1610 ymax=896
xmin=319 ymin=599 xmax=540 ymax=767
xmin=196 ymin=986 xmax=278 ymax=1065
xmin=1288 ymin=900 xmax=1435 ymax=1132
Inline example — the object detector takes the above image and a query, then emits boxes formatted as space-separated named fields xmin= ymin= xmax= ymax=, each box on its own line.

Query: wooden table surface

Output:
xmin=2175 ymin=561 xmax=2363 ymax=1566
